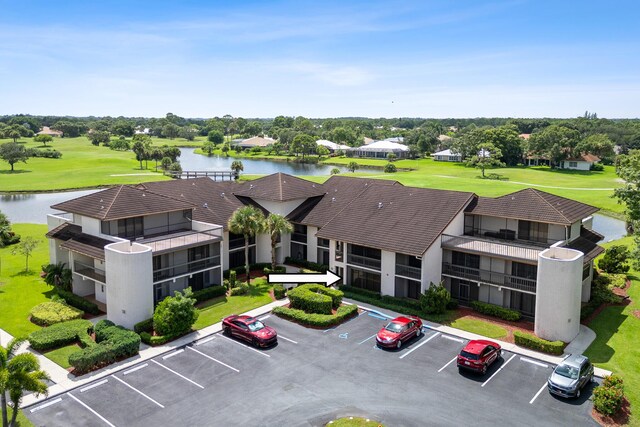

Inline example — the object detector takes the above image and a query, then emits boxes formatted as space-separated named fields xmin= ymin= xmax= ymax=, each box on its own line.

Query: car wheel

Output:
xmin=590 ymin=374 xmax=595 ymax=383
xmin=416 ymin=328 xmax=422 ymax=337
xmin=396 ymin=340 xmax=402 ymax=349
xmin=481 ymin=364 xmax=487 ymax=375
xmin=252 ymin=338 xmax=260 ymax=348
xmin=576 ymin=389 xmax=581 ymax=399
xmin=223 ymin=326 xmax=230 ymax=336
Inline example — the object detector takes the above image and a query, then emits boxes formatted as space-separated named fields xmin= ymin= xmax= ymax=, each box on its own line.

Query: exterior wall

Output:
xmin=105 ymin=241 xmax=154 ymax=329
xmin=380 ymin=250 xmax=395 ymax=296
xmin=222 ymin=231 xmax=230 ymax=271
xmin=582 ymin=262 xmax=593 ymax=302
xmin=255 ymin=233 xmax=271 ymax=264
xmin=562 ymin=161 xmax=591 ymax=171
xmin=582 ymin=216 xmax=594 ymax=231
xmin=306 ymin=226 xmax=318 ymax=263
xmin=95 ymin=282 xmax=106 ymax=304
xmin=568 ymin=221 xmax=581 ymax=242
xmin=534 ymin=247 xmax=583 ymax=342
xmin=548 ymin=224 xmax=566 ymax=242
xmin=81 ymin=216 xmax=101 ymax=236
xmin=479 ymin=216 xmax=518 ymax=234
xmin=423 ymin=208 xmax=466 ymax=291
xmin=253 ymin=198 xmax=308 ymax=217
xmin=47 ymin=214 xmax=72 ymax=265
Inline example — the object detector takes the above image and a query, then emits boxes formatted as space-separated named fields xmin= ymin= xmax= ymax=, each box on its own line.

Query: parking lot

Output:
xmin=26 ymin=308 xmax=599 ymax=426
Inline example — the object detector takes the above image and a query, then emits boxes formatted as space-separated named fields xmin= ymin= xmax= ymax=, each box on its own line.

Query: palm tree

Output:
xmin=227 ymin=206 xmax=265 ymax=286
xmin=230 ymin=160 xmax=244 ymax=179
xmin=41 ymin=262 xmax=72 ymax=291
xmin=1 ymin=337 xmax=50 ymax=427
xmin=265 ymin=214 xmax=293 ymax=271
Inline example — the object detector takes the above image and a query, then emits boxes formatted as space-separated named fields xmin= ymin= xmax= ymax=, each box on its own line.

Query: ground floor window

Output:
xmin=394 ymin=277 xmax=421 ymax=300
xmin=229 ymin=247 xmax=256 ymax=269
xmin=317 ymin=248 xmax=330 ymax=266
xmin=154 ymin=282 xmax=170 ymax=304
xmin=449 ymin=279 xmax=478 ymax=303
xmin=349 ymin=267 xmax=381 ymax=293
xmin=290 ymin=242 xmax=307 ymax=260
xmin=189 ymin=271 xmax=206 ymax=291
xmin=510 ymin=291 xmax=536 ymax=317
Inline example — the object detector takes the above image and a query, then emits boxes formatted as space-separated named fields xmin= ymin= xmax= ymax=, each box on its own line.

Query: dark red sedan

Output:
xmin=222 ymin=315 xmax=277 ymax=347
xmin=376 ymin=316 xmax=423 ymax=349
xmin=457 ymin=339 xmax=502 ymax=374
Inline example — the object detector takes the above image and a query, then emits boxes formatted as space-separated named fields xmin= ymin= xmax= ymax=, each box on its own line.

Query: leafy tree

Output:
xmin=347 ymin=161 xmax=359 ymax=173
xmin=576 ymin=134 xmax=615 ymax=159
xmin=384 ymin=163 xmax=397 ymax=173
xmin=161 ymin=145 xmax=181 ymax=162
xmin=179 ymin=126 xmax=197 ymax=141
xmin=41 ymin=262 xmax=73 ymax=291
xmin=387 ymin=153 xmax=397 ymax=162
xmin=405 ymin=127 xmax=438 ymax=154
xmin=466 ymin=143 xmax=505 ymax=178
xmin=33 ymin=134 xmax=53 ymax=147
xmin=316 ymin=145 xmax=330 ymax=159
xmin=598 ymin=245 xmax=630 ymax=274
xmin=293 ymin=116 xmax=314 ymax=133
xmin=88 ymin=130 xmax=110 ymax=146
xmin=419 ymin=282 xmax=450 ymax=314
xmin=207 ymin=130 xmax=224 ymax=146
xmin=0 ymin=142 xmax=29 ymax=171
xmin=0 ymin=212 xmax=20 ymax=247
xmin=161 ymin=157 xmax=172 ymax=171
xmin=228 ymin=206 xmax=266 ymax=286
xmin=151 ymin=148 xmax=164 ymax=169
xmin=202 ymin=140 xmax=215 ymax=156
xmin=277 ymin=129 xmax=298 ymax=149
xmin=292 ymin=134 xmax=315 ymax=160
xmin=330 ymin=127 xmax=357 ymax=146
xmin=11 ymin=236 xmax=39 ymax=272
xmin=614 ymin=150 xmax=640 ymax=268
xmin=153 ymin=288 xmax=199 ymax=337
xmin=162 ymin=123 xmax=180 ymax=139
xmin=131 ymin=135 xmax=152 ymax=169
xmin=528 ymin=125 xmax=580 ymax=166
xmin=2 ymin=124 xmax=31 ymax=143
xmin=109 ymin=136 xmax=130 ymax=151
xmin=330 ymin=167 xmax=341 ymax=175
xmin=273 ymin=115 xmax=294 ymax=129
xmin=451 ymin=127 xmax=483 ymax=160
xmin=221 ymin=143 xmax=230 ymax=157
xmin=169 ymin=161 xmax=182 ymax=174
xmin=110 ymin=120 xmax=135 ymax=137
xmin=265 ymin=213 xmax=293 ymax=270
xmin=230 ymin=160 xmax=244 ymax=175
xmin=52 ymin=120 xmax=85 ymax=138
xmin=482 ymin=125 xmax=523 ymax=166
xmin=244 ymin=121 xmax=262 ymax=137
xmin=1 ymin=337 xmax=50 ymax=427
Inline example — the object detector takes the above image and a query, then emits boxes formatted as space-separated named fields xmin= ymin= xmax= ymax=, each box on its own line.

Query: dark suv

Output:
xmin=547 ymin=354 xmax=594 ymax=398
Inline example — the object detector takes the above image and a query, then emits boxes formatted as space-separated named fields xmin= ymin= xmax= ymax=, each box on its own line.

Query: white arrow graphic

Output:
xmin=267 ymin=270 xmax=342 ymax=287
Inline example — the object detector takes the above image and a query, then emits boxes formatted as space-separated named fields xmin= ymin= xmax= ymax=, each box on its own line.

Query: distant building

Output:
xmin=231 ymin=136 xmax=275 ymax=149
xmin=316 ymin=139 xmax=350 ymax=153
xmin=519 ymin=133 xmax=531 ymax=140
xmin=560 ymin=154 xmax=600 ymax=171
xmin=37 ymin=126 xmax=63 ymax=137
xmin=432 ymin=149 xmax=461 ymax=162
xmin=134 ymin=127 xmax=150 ymax=135
xmin=351 ymin=140 xmax=410 ymax=159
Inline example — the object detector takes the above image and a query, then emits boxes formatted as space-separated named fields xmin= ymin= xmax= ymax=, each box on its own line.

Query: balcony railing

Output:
xmin=153 ymin=255 xmax=221 ymax=282
xmin=347 ymin=254 xmax=381 ymax=270
xmin=441 ymin=234 xmax=542 ymax=262
xmin=442 ymin=262 xmax=536 ymax=294
xmin=74 ymin=261 xmax=106 ymax=284
xmin=140 ymin=227 xmax=223 ymax=253
xmin=463 ymin=227 xmax=561 ymax=247
xmin=291 ymin=233 xmax=307 ymax=243
xmin=396 ymin=264 xmax=422 ymax=280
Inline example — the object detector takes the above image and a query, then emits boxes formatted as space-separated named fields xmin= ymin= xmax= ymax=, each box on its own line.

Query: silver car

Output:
xmin=547 ymin=354 xmax=594 ymax=398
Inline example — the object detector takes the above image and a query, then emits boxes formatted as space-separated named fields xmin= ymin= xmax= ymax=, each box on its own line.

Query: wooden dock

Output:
xmin=165 ymin=170 xmax=239 ymax=181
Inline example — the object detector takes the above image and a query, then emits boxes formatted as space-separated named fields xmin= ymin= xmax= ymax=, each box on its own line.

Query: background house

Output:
xmin=37 ymin=126 xmax=63 ymax=137
xmin=432 ymin=149 xmax=461 ymax=162
xmin=560 ymin=154 xmax=600 ymax=170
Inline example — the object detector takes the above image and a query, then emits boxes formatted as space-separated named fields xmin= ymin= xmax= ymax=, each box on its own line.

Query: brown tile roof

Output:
xmin=566 ymin=237 xmax=604 ymax=264
xmin=51 ymin=185 xmax=195 ymax=221
xmin=467 ymin=188 xmax=599 ymax=225
xmin=566 ymin=153 xmax=600 ymax=163
xmin=316 ymin=185 xmax=475 ymax=256
xmin=289 ymin=175 xmax=401 ymax=227
xmin=46 ymin=223 xmax=112 ymax=260
xmin=233 ymin=173 xmax=326 ymax=202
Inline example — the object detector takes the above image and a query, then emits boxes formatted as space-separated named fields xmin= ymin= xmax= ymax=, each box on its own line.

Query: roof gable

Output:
xmin=233 ymin=172 xmax=325 ymax=202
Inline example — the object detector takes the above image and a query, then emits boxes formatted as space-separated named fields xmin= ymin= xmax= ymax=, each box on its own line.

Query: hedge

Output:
xmin=287 ymin=284 xmax=343 ymax=314
xmin=28 ymin=319 xmax=93 ymax=351
xmin=284 ymin=257 xmax=329 ymax=273
xmin=56 ymin=290 xmax=101 ymax=315
xmin=140 ymin=331 xmax=180 ymax=346
xmin=470 ymin=301 xmax=521 ymax=321
xmin=68 ymin=321 xmax=140 ymax=374
xmin=273 ymin=304 xmax=358 ymax=327
xmin=191 ymin=285 xmax=227 ymax=303
xmin=30 ymin=301 xmax=84 ymax=326
xmin=273 ymin=284 xmax=286 ymax=300
xmin=134 ymin=318 xmax=154 ymax=334
xmin=229 ymin=285 xmax=249 ymax=296
xmin=264 ymin=266 xmax=286 ymax=275
xmin=513 ymin=331 xmax=564 ymax=355
xmin=223 ymin=263 xmax=272 ymax=278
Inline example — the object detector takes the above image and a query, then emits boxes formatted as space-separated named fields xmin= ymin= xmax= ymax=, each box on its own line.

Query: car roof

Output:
xmin=463 ymin=340 xmax=498 ymax=354
xmin=390 ymin=316 xmax=413 ymax=325
xmin=562 ymin=354 xmax=589 ymax=367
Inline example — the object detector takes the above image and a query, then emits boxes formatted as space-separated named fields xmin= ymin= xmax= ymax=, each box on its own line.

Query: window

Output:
xmin=348 ymin=244 xmax=381 ymax=260
xmin=291 ymin=223 xmax=307 ymax=243
xmin=518 ymin=220 xmax=548 ymax=243
xmin=569 ymin=161 xmax=578 ymax=168
xmin=452 ymin=251 xmax=480 ymax=269
xmin=512 ymin=262 xmax=537 ymax=280
xmin=117 ymin=216 xmax=144 ymax=239
xmin=317 ymin=248 xmax=330 ymax=266
xmin=290 ymin=242 xmax=307 ymax=260
xmin=349 ymin=267 xmax=381 ymax=293
xmin=459 ymin=282 xmax=470 ymax=300
xmin=317 ymin=238 xmax=330 ymax=248
xmin=582 ymin=264 xmax=591 ymax=280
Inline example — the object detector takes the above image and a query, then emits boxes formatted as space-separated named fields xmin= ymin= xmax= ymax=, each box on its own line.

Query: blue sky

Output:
xmin=1 ymin=0 xmax=639 ymax=118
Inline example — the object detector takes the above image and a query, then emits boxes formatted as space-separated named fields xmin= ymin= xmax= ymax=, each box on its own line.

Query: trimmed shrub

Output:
xmin=606 ymin=273 xmax=627 ymax=289
xmin=284 ymin=257 xmax=329 ymax=273
xmin=446 ymin=298 xmax=459 ymax=310
xmin=273 ymin=304 xmax=358 ymax=327
xmin=134 ymin=318 xmax=154 ymax=334
xmin=593 ymin=384 xmax=624 ymax=416
xmin=94 ymin=319 xmax=116 ymax=340
xmin=30 ymin=301 xmax=84 ymax=326
xmin=384 ymin=163 xmax=397 ymax=173
xmin=273 ymin=284 xmax=286 ymax=300
xmin=263 ymin=266 xmax=286 ymax=275
xmin=287 ymin=284 xmax=343 ymax=313
xmin=592 ymin=275 xmax=621 ymax=304
xmin=153 ymin=289 xmax=198 ymax=337
xmin=56 ymin=290 xmax=101 ymax=315
xmin=471 ymin=301 xmax=521 ymax=321
xmin=230 ymin=284 xmax=249 ymax=296
xmin=28 ymin=319 xmax=93 ymax=351
xmin=69 ymin=324 xmax=140 ymax=374
xmin=191 ymin=285 xmax=227 ymax=303
xmin=513 ymin=331 xmax=564 ymax=355
xmin=602 ymin=374 xmax=624 ymax=392
xmin=590 ymin=163 xmax=605 ymax=171
xmin=598 ymin=245 xmax=630 ymax=273
xmin=420 ymin=283 xmax=450 ymax=314
xmin=223 ymin=263 xmax=272 ymax=278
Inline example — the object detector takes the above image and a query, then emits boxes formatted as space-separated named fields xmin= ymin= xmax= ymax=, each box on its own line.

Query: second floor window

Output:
xmin=452 ymin=251 xmax=480 ymax=269
xmin=117 ymin=216 xmax=144 ymax=239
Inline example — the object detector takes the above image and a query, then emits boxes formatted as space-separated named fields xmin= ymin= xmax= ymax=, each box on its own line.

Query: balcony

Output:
xmin=347 ymin=254 xmax=381 ymax=270
xmin=291 ymin=232 xmax=307 ymax=243
xmin=396 ymin=264 xmax=421 ymax=280
xmin=441 ymin=234 xmax=542 ymax=262
xmin=74 ymin=261 xmax=106 ymax=284
xmin=140 ymin=227 xmax=223 ymax=254
xmin=442 ymin=262 xmax=536 ymax=294
xmin=463 ymin=227 xmax=561 ymax=247
xmin=153 ymin=255 xmax=221 ymax=283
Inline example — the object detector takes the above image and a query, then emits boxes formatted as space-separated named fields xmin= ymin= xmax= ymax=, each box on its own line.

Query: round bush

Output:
xmin=30 ymin=301 xmax=84 ymax=326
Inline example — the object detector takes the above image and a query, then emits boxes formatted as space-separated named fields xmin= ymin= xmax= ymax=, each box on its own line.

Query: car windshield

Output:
xmin=460 ymin=350 xmax=479 ymax=360
xmin=555 ymin=364 xmax=579 ymax=379
xmin=384 ymin=322 xmax=403 ymax=333
xmin=247 ymin=321 xmax=265 ymax=332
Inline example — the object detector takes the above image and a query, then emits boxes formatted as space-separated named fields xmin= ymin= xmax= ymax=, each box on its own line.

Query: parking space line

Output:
xmin=150 ymin=359 xmax=205 ymax=389
xmin=187 ymin=346 xmax=240 ymax=373
xmin=218 ymin=334 xmax=271 ymax=357
xmin=366 ymin=311 xmax=388 ymax=321
xmin=123 ymin=363 xmax=148 ymax=375
xmin=30 ymin=397 xmax=62 ymax=413
xmin=520 ymin=357 xmax=549 ymax=368
xmin=399 ymin=332 xmax=440 ymax=359
xmin=196 ymin=336 xmax=215 ymax=346
xmin=80 ymin=379 xmax=108 ymax=393
xmin=441 ymin=335 xmax=464 ymax=343
xmin=111 ymin=375 xmax=165 ymax=408
xmin=438 ymin=356 xmax=458 ymax=373
xmin=530 ymin=383 xmax=548 ymax=404
xmin=278 ymin=335 xmax=298 ymax=344
xmin=162 ymin=349 xmax=184 ymax=359
xmin=258 ymin=315 xmax=270 ymax=321
xmin=358 ymin=334 xmax=377 ymax=345
xmin=481 ymin=354 xmax=516 ymax=387
xmin=68 ymin=393 xmax=116 ymax=427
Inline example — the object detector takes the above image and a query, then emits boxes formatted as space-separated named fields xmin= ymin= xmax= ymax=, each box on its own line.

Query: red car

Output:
xmin=222 ymin=315 xmax=277 ymax=347
xmin=457 ymin=339 xmax=502 ymax=374
xmin=376 ymin=316 xmax=423 ymax=349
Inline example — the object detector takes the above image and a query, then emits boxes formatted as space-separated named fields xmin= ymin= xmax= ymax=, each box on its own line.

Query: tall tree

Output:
xmin=265 ymin=214 xmax=293 ymax=270
xmin=11 ymin=236 xmax=39 ymax=272
xmin=576 ymin=134 xmax=615 ymax=159
xmin=33 ymin=134 xmax=53 ymax=146
xmin=528 ymin=125 xmax=580 ymax=166
xmin=227 ymin=206 xmax=265 ymax=286
xmin=0 ymin=211 xmax=20 ymax=247
xmin=466 ymin=143 xmax=505 ymax=178
xmin=0 ymin=143 xmax=29 ymax=171
xmin=207 ymin=130 xmax=224 ymax=146
xmin=88 ymin=130 xmax=110 ymax=146
xmin=202 ymin=140 xmax=215 ymax=156
xmin=482 ymin=125 xmax=523 ymax=166
xmin=615 ymin=150 xmax=640 ymax=267
xmin=230 ymin=160 xmax=244 ymax=175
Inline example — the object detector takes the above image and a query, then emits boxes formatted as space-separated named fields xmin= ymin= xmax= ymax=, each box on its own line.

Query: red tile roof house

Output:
xmin=36 ymin=126 xmax=63 ymax=137
xmin=47 ymin=173 xmax=602 ymax=342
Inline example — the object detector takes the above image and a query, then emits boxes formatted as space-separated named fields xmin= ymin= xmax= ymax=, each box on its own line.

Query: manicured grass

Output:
xmin=449 ymin=317 xmax=508 ymax=339
xmin=327 ymin=417 xmax=384 ymax=426
xmin=8 ymin=408 xmax=35 ymax=427
xmin=44 ymin=343 xmax=80 ymax=369
xmin=585 ymin=235 xmax=639 ymax=426
xmin=192 ymin=278 xmax=273 ymax=330
xmin=0 ymin=224 xmax=53 ymax=337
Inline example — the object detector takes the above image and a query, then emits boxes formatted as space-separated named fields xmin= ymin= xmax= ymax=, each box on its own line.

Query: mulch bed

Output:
xmin=592 ymin=397 xmax=631 ymax=427
xmin=582 ymin=278 xmax=633 ymax=326
xmin=449 ymin=307 xmax=534 ymax=343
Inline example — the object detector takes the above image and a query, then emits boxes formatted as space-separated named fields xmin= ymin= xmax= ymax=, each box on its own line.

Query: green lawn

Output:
xmin=327 ymin=417 xmax=384 ymax=427
xmin=192 ymin=279 xmax=274 ymax=330
xmin=585 ymin=235 xmax=640 ymax=426
xmin=44 ymin=343 xmax=80 ymax=369
xmin=8 ymin=408 xmax=34 ymax=427
xmin=449 ymin=317 xmax=508 ymax=339
xmin=0 ymin=224 xmax=53 ymax=337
